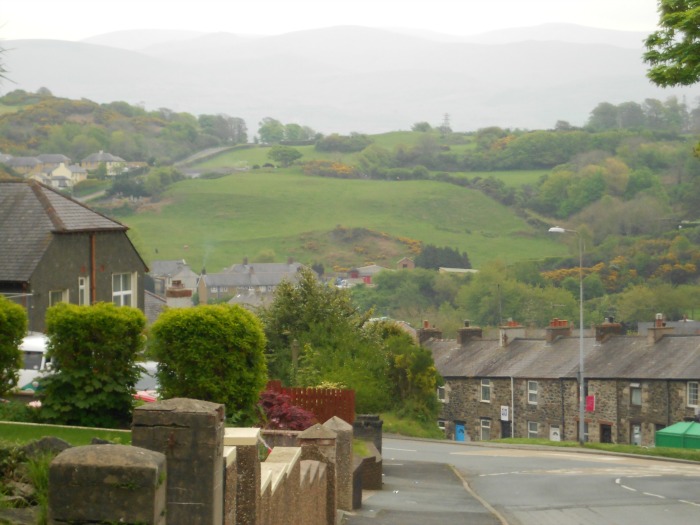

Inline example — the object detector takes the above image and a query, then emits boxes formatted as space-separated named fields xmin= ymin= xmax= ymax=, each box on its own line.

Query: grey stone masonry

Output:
xmin=353 ymin=414 xmax=383 ymax=453
xmin=132 ymin=398 xmax=225 ymax=525
xmin=299 ymin=424 xmax=337 ymax=525
xmin=323 ymin=416 xmax=353 ymax=512
xmin=223 ymin=427 xmax=261 ymax=525
xmin=48 ymin=444 xmax=166 ymax=525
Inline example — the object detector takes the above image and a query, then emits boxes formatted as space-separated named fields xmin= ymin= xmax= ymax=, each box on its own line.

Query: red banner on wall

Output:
xmin=585 ymin=395 xmax=595 ymax=412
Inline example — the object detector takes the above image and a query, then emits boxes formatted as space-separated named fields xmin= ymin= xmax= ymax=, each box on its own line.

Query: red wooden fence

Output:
xmin=266 ymin=381 xmax=355 ymax=424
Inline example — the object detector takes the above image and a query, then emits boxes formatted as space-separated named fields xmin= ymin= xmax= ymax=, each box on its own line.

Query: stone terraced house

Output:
xmin=422 ymin=318 xmax=700 ymax=447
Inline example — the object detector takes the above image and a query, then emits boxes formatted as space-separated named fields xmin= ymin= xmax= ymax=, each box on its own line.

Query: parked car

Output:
xmin=134 ymin=360 xmax=159 ymax=402
xmin=18 ymin=332 xmax=50 ymax=390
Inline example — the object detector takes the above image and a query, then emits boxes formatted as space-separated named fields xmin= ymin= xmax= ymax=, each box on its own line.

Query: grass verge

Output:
xmin=380 ymin=411 xmax=445 ymax=440
xmin=0 ymin=421 xmax=131 ymax=446
xmin=492 ymin=437 xmax=700 ymax=462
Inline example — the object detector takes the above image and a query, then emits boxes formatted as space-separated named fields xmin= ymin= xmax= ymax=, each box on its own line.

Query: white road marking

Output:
xmin=384 ymin=447 xmax=417 ymax=452
xmin=643 ymin=492 xmax=666 ymax=499
xmin=679 ymin=500 xmax=700 ymax=507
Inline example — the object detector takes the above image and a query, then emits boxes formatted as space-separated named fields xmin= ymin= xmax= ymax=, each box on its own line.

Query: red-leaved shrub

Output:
xmin=258 ymin=390 xmax=316 ymax=430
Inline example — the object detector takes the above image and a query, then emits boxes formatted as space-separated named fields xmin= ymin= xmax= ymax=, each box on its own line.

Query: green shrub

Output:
xmin=39 ymin=302 xmax=146 ymax=428
xmin=151 ymin=304 xmax=268 ymax=425
xmin=0 ymin=295 xmax=27 ymax=397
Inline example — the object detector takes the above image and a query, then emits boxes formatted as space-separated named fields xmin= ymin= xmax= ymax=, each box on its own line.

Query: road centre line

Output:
xmin=643 ymin=492 xmax=666 ymax=499
xmin=383 ymin=447 xmax=417 ymax=452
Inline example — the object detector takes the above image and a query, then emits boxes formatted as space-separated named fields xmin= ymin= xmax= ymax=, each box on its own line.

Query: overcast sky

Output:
xmin=2 ymin=0 xmax=662 ymax=41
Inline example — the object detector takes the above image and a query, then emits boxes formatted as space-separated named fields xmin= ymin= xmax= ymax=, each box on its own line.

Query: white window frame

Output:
xmin=527 ymin=421 xmax=539 ymax=439
xmin=112 ymin=272 xmax=136 ymax=307
xmin=688 ymin=381 xmax=699 ymax=407
xmin=49 ymin=289 xmax=68 ymax=306
xmin=78 ymin=276 xmax=89 ymax=306
xmin=630 ymin=382 xmax=642 ymax=406
xmin=528 ymin=380 xmax=538 ymax=405
xmin=480 ymin=419 xmax=491 ymax=441
xmin=437 ymin=385 xmax=447 ymax=403
xmin=481 ymin=379 xmax=491 ymax=403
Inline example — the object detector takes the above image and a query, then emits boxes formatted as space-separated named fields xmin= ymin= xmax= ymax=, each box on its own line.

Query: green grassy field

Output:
xmin=0 ymin=421 xmax=131 ymax=446
xmin=117 ymin=170 xmax=566 ymax=272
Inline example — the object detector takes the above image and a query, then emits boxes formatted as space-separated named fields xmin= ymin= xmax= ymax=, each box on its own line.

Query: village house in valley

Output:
xmin=0 ymin=180 xmax=148 ymax=332
xmin=197 ymin=257 xmax=312 ymax=306
xmin=422 ymin=317 xmax=700 ymax=447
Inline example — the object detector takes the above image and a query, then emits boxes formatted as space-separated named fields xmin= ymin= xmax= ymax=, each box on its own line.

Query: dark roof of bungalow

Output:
xmin=427 ymin=333 xmax=700 ymax=381
xmin=82 ymin=151 xmax=125 ymax=163
xmin=0 ymin=180 xmax=127 ymax=282
xmin=37 ymin=154 xmax=71 ymax=163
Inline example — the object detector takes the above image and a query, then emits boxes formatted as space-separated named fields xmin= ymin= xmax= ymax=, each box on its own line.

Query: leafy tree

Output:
xmin=39 ymin=303 xmax=146 ymax=428
xmin=415 ymin=244 xmax=471 ymax=270
xmin=151 ymin=304 xmax=268 ymax=425
xmin=258 ymin=268 xmax=371 ymax=386
xmin=587 ymin=102 xmax=619 ymax=131
xmin=0 ymin=296 xmax=27 ymax=397
xmin=258 ymin=117 xmax=285 ymax=144
xmin=268 ymin=145 xmax=302 ymax=167
xmin=411 ymin=122 xmax=432 ymax=132
xmin=644 ymin=1 xmax=700 ymax=87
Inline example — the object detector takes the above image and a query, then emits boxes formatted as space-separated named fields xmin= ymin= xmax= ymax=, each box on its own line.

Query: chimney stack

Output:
xmin=418 ymin=320 xmax=442 ymax=345
xmin=499 ymin=319 xmax=525 ymax=347
xmin=594 ymin=316 xmax=624 ymax=343
xmin=648 ymin=313 xmax=674 ymax=344
xmin=457 ymin=320 xmax=483 ymax=345
xmin=545 ymin=318 xmax=572 ymax=343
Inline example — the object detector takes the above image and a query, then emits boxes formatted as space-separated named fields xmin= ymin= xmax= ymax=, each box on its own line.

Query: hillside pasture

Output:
xmin=117 ymin=170 xmax=566 ymax=272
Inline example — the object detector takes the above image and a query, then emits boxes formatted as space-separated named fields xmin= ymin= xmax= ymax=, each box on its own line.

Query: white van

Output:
xmin=18 ymin=332 xmax=50 ymax=390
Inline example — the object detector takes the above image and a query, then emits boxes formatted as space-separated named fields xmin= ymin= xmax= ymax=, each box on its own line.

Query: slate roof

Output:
xmin=36 ymin=154 xmax=71 ymax=164
xmin=0 ymin=180 xmax=127 ymax=282
xmin=149 ymin=259 xmax=190 ymax=277
xmin=427 ymin=334 xmax=700 ymax=381
xmin=81 ymin=151 xmax=125 ymax=163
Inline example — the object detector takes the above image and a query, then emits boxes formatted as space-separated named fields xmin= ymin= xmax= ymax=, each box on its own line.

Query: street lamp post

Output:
xmin=549 ymin=226 xmax=586 ymax=446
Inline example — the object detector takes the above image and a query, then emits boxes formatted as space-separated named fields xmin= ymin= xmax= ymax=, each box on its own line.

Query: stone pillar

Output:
xmin=48 ymin=444 xmax=166 ymax=525
xmin=353 ymin=414 xmax=383 ymax=454
xmin=132 ymin=398 xmax=225 ymax=525
xmin=323 ymin=417 xmax=353 ymax=511
xmin=223 ymin=427 xmax=261 ymax=525
xmin=223 ymin=446 xmax=237 ymax=525
xmin=298 ymin=424 xmax=337 ymax=525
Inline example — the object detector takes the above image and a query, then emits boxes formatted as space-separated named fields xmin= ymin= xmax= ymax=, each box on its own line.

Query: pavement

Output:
xmin=340 ymin=459 xmax=504 ymax=525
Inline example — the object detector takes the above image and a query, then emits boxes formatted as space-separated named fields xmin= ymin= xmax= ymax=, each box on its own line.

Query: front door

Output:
xmin=631 ymin=424 xmax=642 ymax=445
xmin=601 ymin=424 xmax=612 ymax=443
xmin=501 ymin=421 xmax=512 ymax=438
xmin=455 ymin=423 xmax=466 ymax=442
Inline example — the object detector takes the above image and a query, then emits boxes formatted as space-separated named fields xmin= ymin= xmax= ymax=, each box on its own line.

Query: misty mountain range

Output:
xmin=3 ymin=23 xmax=700 ymax=135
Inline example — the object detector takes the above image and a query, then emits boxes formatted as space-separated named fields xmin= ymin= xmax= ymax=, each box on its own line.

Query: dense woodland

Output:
xmin=2 ymin=89 xmax=700 ymax=336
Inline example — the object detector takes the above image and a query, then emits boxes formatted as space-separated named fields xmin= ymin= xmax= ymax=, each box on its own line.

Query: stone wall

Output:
xmin=46 ymin=400 xmax=377 ymax=525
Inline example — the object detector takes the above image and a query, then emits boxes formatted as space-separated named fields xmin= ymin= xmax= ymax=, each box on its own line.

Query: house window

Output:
xmin=49 ymin=289 xmax=68 ymax=306
xmin=528 ymin=380 xmax=538 ymax=405
xmin=437 ymin=419 xmax=446 ymax=431
xmin=528 ymin=421 xmax=539 ymax=439
xmin=630 ymin=383 xmax=642 ymax=406
xmin=437 ymin=386 xmax=447 ymax=403
xmin=112 ymin=273 xmax=135 ymax=307
xmin=688 ymin=381 xmax=699 ymax=407
xmin=480 ymin=419 xmax=491 ymax=440
xmin=210 ymin=287 xmax=217 ymax=293
xmin=481 ymin=379 xmax=491 ymax=402
xmin=78 ymin=277 xmax=89 ymax=306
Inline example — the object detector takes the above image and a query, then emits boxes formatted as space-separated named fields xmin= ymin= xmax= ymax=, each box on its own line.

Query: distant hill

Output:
xmin=3 ymin=24 xmax=699 ymax=134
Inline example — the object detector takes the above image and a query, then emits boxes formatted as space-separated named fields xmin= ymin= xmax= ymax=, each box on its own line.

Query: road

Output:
xmin=348 ymin=438 xmax=700 ymax=525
